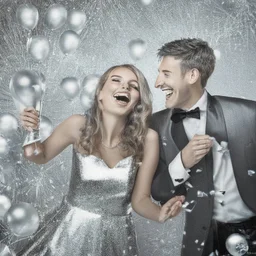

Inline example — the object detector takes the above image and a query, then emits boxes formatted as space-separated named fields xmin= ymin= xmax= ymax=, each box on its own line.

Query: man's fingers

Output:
xmin=192 ymin=138 xmax=212 ymax=147
xmin=193 ymin=134 xmax=210 ymax=140
xmin=195 ymin=148 xmax=210 ymax=156
xmin=193 ymin=143 xmax=212 ymax=151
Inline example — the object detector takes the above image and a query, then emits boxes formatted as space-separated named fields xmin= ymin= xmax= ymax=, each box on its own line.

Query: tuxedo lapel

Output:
xmin=161 ymin=110 xmax=180 ymax=165
xmin=171 ymin=120 xmax=189 ymax=151
xmin=204 ymin=93 xmax=229 ymax=192
xmin=206 ymin=93 xmax=228 ymax=144
xmin=214 ymin=96 xmax=247 ymax=170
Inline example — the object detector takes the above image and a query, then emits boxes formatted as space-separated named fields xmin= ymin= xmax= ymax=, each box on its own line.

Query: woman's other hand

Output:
xmin=159 ymin=195 xmax=185 ymax=223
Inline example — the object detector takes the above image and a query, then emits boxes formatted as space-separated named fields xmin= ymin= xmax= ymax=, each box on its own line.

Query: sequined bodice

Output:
xmin=66 ymin=152 xmax=137 ymax=216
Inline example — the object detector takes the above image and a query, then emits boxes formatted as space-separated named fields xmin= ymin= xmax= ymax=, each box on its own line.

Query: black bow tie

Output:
xmin=171 ymin=107 xmax=200 ymax=123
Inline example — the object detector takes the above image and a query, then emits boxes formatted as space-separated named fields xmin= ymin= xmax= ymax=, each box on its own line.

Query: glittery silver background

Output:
xmin=0 ymin=0 xmax=256 ymax=255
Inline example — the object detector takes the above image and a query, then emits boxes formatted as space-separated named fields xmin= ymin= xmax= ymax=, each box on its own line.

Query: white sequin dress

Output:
xmin=18 ymin=151 xmax=139 ymax=256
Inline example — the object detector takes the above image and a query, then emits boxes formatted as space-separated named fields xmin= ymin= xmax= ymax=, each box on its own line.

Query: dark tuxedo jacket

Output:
xmin=150 ymin=93 xmax=256 ymax=256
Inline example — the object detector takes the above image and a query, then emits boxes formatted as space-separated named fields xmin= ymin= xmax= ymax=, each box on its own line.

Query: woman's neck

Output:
xmin=101 ymin=113 xmax=126 ymax=147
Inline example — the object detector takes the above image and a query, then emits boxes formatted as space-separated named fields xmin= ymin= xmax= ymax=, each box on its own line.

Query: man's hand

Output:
xmin=181 ymin=135 xmax=212 ymax=169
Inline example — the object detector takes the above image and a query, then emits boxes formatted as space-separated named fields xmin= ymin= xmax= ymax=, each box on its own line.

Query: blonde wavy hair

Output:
xmin=79 ymin=64 xmax=152 ymax=162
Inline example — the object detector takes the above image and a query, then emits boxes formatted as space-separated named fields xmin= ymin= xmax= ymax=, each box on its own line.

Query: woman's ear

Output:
xmin=98 ymin=90 xmax=103 ymax=101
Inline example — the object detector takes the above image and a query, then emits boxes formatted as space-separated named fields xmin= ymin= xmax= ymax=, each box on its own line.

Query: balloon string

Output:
xmin=27 ymin=30 xmax=32 ymax=39
xmin=34 ymin=142 xmax=39 ymax=155
xmin=9 ymin=235 xmax=30 ymax=245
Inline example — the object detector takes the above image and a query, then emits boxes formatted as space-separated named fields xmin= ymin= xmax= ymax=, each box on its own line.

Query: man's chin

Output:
xmin=165 ymin=100 xmax=175 ymax=109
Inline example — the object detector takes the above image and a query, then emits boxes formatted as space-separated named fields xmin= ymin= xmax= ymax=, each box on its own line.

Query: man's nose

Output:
xmin=155 ymin=77 xmax=163 ymax=88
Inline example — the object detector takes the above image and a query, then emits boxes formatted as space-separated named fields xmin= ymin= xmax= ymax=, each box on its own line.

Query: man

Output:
xmin=150 ymin=38 xmax=256 ymax=255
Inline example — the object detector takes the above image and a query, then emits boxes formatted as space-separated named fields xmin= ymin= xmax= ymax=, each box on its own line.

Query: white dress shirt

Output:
xmin=168 ymin=90 xmax=255 ymax=223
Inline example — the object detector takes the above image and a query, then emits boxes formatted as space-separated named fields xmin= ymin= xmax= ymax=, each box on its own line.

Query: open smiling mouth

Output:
xmin=162 ymin=88 xmax=173 ymax=99
xmin=113 ymin=94 xmax=130 ymax=103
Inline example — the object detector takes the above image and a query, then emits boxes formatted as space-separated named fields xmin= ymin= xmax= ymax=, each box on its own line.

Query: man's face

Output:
xmin=155 ymin=56 xmax=193 ymax=109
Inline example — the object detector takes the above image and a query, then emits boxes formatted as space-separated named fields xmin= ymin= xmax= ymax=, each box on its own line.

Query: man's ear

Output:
xmin=187 ymin=68 xmax=200 ymax=84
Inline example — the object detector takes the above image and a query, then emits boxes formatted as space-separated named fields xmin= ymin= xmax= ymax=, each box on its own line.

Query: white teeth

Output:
xmin=162 ymin=89 xmax=173 ymax=96
xmin=114 ymin=93 xmax=129 ymax=98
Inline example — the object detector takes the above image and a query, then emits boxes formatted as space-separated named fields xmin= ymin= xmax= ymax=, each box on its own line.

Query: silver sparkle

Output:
xmin=248 ymin=170 xmax=255 ymax=176
xmin=197 ymin=190 xmax=208 ymax=197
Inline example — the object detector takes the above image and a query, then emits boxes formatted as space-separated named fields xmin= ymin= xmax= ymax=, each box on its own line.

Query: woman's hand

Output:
xmin=158 ymin=195 xmax=185 ymax=223
xmin=20 ymin=107 xmax=39 ymax=132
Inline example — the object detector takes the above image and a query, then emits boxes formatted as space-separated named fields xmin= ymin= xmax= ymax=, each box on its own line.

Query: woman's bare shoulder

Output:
xmin=145 ymin=128 xmax=158 ymax=142
xmin=66 ymin=114 xmax=87 ymax=128
xmin=59 ymin=114 xmax=87 ymax=141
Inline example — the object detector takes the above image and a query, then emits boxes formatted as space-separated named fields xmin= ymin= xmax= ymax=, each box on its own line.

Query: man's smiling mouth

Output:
xmin=162 ymin=88 xmax=173 ymax=99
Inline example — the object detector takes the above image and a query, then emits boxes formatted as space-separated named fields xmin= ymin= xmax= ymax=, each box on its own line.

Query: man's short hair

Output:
xmin=158 ymin=38 xmax=216 ymax=88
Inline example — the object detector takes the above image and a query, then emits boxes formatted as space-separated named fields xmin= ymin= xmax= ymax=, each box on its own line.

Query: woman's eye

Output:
xmin=131 ymin=84 xmax=139 ymax=90
xmin=112 ymin=79 xmax=120 ymax=82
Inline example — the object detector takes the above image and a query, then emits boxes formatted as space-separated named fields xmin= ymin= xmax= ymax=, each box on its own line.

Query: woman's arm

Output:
xmin=20 ymin=107 xmax=85 ymax=164
xmin=131 ymin=128 xmax=184 ymax=223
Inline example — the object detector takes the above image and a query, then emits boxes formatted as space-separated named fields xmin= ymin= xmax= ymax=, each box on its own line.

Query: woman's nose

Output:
xmin=121 ymin=83 xmax=129 ymax=90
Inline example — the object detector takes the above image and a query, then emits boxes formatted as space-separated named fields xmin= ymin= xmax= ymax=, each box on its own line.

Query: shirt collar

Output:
xmin=188 ymin=90 xmax=208 ymax=111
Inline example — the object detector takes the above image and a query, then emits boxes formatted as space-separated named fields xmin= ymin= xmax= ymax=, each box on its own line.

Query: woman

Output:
xmin=19 ymin=64 xmax=184 ymax=256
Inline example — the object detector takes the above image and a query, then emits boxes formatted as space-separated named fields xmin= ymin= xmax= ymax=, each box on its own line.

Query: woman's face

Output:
xmin=98 ymin=67 xmax=140 ymax=116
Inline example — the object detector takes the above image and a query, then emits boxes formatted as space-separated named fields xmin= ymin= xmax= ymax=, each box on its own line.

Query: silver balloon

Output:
xmin=0 ymin=195 xmax=11 ymax=220
xmin=214 ymin=49 xmax=221 ymax=60
xmin=0 ymin=243 xmax=16 ymax=256
xmin=27 ymin=36 xmax=50 ymax=62
xmin=225 ymin=233 xmax=249 ymax=256
xmin=9 ymin=70 xmax=45 ymax=108
xmin=140 ymin=0 xmax=154 ymax=5
xmin=128 ymin=38 xmax=147 ymax=61
xmin=0 ymin=114 xmax=18 ymax=137
xmin=5 ymin=202 xmax=40 ymax=237
xmin=81 ymin=74 xmax=100 ymax=96
xmin=40 ymin=116 xmax=53 ymax=142
xmin=59 ymin=30 xmax=80 ymax=55
xmin=9 ymin=70 xmax=46 ymax=147
xmin=45 ymin=4 xmax=67 ymax=30
xmin=0 ymin=162 xmax=15 ymax=191
xmin=16 ymin=4 xmax=39 ymax=30
xmin=60 ymin=77 xmax=80 ymax=100
xmin=67 ymin=10 xmax=87 ymax=33
xmin=0 ymin=137 xmax=9 ymax=157
xmin=80 ymin=88 xmax=94 ymax=110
